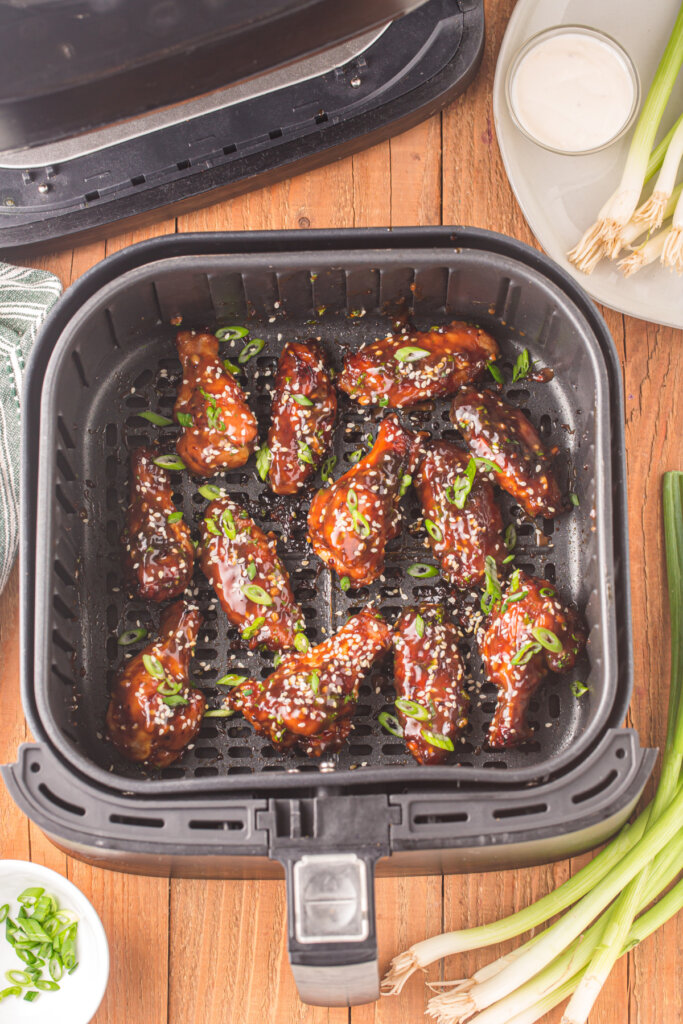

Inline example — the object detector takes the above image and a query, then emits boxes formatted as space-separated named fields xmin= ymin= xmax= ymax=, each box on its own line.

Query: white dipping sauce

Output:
xmin=510 ymin=31 xmax=636 ymax=153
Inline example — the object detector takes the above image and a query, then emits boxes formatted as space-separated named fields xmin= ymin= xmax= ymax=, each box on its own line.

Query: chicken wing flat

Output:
xmin=174 ymin=330 xmax=258 ymax=475
xmin=393 ymin=604 xmax=468 ymax=765
xmin=199 ymin=495 xmax=304 ymax=651
xmin=106 ymin=601 xmax=205 ymax=768
xmin=122 ymin=446 xmax=194 ymax=602
xmin=230 ymin=608 xmax=392 ymax=757
xmin=338 ymin=321 xmax=499 ymax=408
xmin=413 ymin=440 xmax=506 ymax=588
xmin=480 ymin=571 xmax=586 ymax=749
xmin=307 ymin=414 xmax=425 ymax=587
xmin=265 ymin=339 xmax=337 ymax=494
xmin=450 ymin=387 xmax=564 ymax=519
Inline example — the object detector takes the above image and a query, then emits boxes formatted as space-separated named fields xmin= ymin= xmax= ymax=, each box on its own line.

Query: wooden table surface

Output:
xmin=1 ymin=2 xmax=681 ymax=1021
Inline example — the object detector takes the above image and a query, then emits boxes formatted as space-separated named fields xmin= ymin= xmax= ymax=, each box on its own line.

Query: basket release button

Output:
xmin=292 ymin=853 xmax=369 ymax=944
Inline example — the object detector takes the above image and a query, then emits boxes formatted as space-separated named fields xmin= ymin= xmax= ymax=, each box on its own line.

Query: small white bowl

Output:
xmin=0 ymin=860 xmax=109 ymax=1023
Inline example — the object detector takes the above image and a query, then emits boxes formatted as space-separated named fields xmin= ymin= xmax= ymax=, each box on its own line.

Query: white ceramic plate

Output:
xmin=0 ymin=861 xmax=109 ymax=1023
xmin=493 ymin=0 xmax=683 ymax=328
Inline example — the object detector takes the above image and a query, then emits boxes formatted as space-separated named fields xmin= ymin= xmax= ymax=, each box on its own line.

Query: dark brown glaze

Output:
xmin=174 ymin=330 xmax=258 ymax=476
xmin=307 ymin=414 xmax=425 ymax=587
xmin=199 ymin=495 xmax=304 ymax=652
xmin=230 ymin=609 xmax=392 ymax=757
xmin=338 ymin=321 xmax=499 ymax=408
xmin=480 ymin=571 xmax=587 ymax=749
xmin=106 ymin=601 xmax=205 ymax=768
xmin=122 ymin=446 xmax=194 ymax=602
xmin=393 ymin=605 xmax=468 ymax=765
xmin=450 ymin=387 xmax=564 ymax=520
xmin=413 ymin=440 xmax=506 ymax=588
xmin=266 ymin=339 xmax=337 ymax=494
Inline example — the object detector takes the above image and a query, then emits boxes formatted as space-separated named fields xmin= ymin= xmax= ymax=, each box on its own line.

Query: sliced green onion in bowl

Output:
xmin=198 ymin=484 xmax=222 ymax=501
xmin=118 ymin=628 xmax=148 ymax=646
xmin=241 ymin=584 xmax=273 ymax=605
xmin=153 ymin=454 xmax=186 ymax=471
xmin=6 ymin=970 xmax=32 ymax=986
xmin=137 ymin=410 xmax=173 ymax=426
xmin=407 ymin=563 xmax=439 ymax=579
xmin=395 ymin=698 xmax=431 ymax=721
xmin=35 ymin=980 xmax=60 ymax=992
xmin=216 ymin=674 xmax=247 ymax=687
xmin=216 ymin=325 xmax=249 ymax=341
xmin=421 ymin=729 xmax=454 ymax=752
xmin=23 ymin=991 xmax=39 ymax=1002
xmin=0 ymin=906 xmax=8 ymax=924
xmin=378 ymin=712 xmax=403 ymax=737
xmin=48 ymin=957 xmax=63 ymax=982
xmin=238 ymin=338 xmax=265 ymax=364
xmin=0 ymin=987 xmax=22 ymax=1001
xmin=531 ymin=626 xmax=563 ymax=653
xmin=395 ymin=346 xmax=429 ymax=363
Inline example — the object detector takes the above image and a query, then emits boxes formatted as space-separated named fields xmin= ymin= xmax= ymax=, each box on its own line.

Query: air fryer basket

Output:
xmin=35 ymin=246 xmax=616 ymax=791
xmin=5 ymin=229 xmax=654 ymax=1007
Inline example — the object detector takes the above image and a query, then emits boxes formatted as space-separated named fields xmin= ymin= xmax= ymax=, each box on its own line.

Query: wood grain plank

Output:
xmin=0 ymin=566 xmax=30 ymax=862
xmin=389 ymin=118 xmax=442 ymax=227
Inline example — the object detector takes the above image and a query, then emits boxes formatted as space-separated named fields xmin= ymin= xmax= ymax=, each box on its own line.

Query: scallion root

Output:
xmin=634 ymin=190 xmax=669 ymax=229
xmin=661 ymin=224 xmax=683 ymax=271
xmin=618 ymin=225 xmax=671 ymax=276
xmin=380 ymin=949 xmax=423 ymax=994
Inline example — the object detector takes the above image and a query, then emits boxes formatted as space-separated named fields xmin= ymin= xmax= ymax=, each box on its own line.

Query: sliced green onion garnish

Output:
xmin=340 ymin=576 xmax=351 ymax=592
xmin=504 ymin=524 xmax=517 ymax=551
xmin=399 ymin=473 xmax=412 ymax=497
xmin=198 ymin=484 xmax=222 ymax=501
xmin=570 ymin=492 xmax=580 ymax=507
xmin=415 ymin=614 xmax=425 ymax=639
xmin=162 ymin=694 xmax=189 ymax=708
xmin=204 ymin=516 xmax=221 ymax=536
xmin=407 ymin=563 xmax=439 ymax=578
xmin=502 ymin=590 xmax=528 ymax=612
xmin=294 ymin=633 xmax=310 ymax=653
xmin=216 ymin=674 xmax=247 ymax=687
xmin=166 ymin=510 xmax=183 ymax=524
xmin=571 ymin=680 xmax=589 ymax=698
xmin=474 ymin=456 xmax=501 ymax=474
xmin=35 ymin=980 xmax=60 ymax=992
xmin=223 ymin=358 xmax=240 ymax=375
xmin=241 ymin=584 xmax=273 ymax=606
xmin=6 ymin=970 xmax=31 ymax=986
xmin=118 ymin=628 xmax=147 ymax=647
xmin=532 ymin=626 xmax=563 ymax=653
xmin=220 ymin=507 xmax=236 ymax=539
xmin=142 ymin=654 xmax=165 ymax=679
xmin=424 ymin=518 xmax=443 ymax=542
xmin=153 ymin=454 xmax=185 ymax=471
xmin=347 ymin=488 xmax=358 ymax=511
xmin=349 ymin=448 xmax=363 ymax=464
xmin=48 ymin=957 xmax=63 ymax=982
xmin=352 ymin=511 xmax=371 ymax=539
xmin=138 ymin=410 xmax=173 ymax=426
xmin=540 ymin=587 xmax=556 ymax=598
xmin=0 ymin=987 xmax=21 ymax=1001
xmin=421 ymin=729 xmax=454 ymax=752
xmin=24 ymin=991 xmax=39 ymax=1002
xmin=238 ymin=338 xmax=265 ymax=364
xmin=0 ymin=906 xmax=9 ymax=924
xmin=395 ymin=346 xmax=429 ymax=363
xmin=156 ymin=676 xmax=182 ymax=697
xmin=247 ymin=562 xmax=257 ymax=580
xmin=395 ymin=698 xmax=431 ymax=721
xmin=177 ymin=411 xmax=193 ymax=427
xmin=203 ymin=709 xmax=235 ymax=718
xmin=216 ymin=325 xmax=249 ymax=341
xmin=242 ymin=617 xmax=265 ymax=641
xmin=511 ymin=640 xmax=542 ymax=665
xmin=378 ymin=712 xmax=403 ymax=737
xmin=487 ymin=361 xmax=504 ymax=385
xmin=481 ymin=555 xmax=503 ymax=614
xmin=512 ymin=349 xmax=531 ymax=383
xmin=308 ymin=672 xmax=320 ymax=694
xmin=255 ymin=445 xmax=272 ymax=481
xmin=321 ymin=455 xmax=337 ymax=482
xmin=378 ymin=396 xmax=389 ymax=407
xmin=297 ymin=440 xmax=314 ymax=465
xmin=292 ymin=394 xmax=313 ymax=407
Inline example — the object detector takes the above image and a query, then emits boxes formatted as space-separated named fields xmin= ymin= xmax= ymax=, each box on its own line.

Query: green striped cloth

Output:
xmin=0 ymin=262 xmax=62 ymax=593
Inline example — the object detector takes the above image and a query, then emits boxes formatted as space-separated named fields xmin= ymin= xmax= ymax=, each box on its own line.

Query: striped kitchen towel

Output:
xmin=0 ymin=262 xmax=62 ymax=594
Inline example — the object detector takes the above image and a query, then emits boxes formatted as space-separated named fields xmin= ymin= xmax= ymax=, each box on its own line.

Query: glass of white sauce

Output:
xmin=506 ymin=25 xmax=640 ymax=155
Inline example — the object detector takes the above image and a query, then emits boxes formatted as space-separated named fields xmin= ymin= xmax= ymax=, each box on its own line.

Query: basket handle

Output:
xmin=279 ymin=851 xmax=379 ymax=1006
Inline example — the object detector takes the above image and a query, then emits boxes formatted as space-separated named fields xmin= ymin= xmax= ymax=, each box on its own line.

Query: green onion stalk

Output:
xmin=635 ymin=115 xmax=683 ymax=229
xmin=568 ymin=2 xmax=683 ymax=270
xmin=618 ymin=223 xmax=672 ymax=277
xmin=662 ymin=185 xmax=683 ymax=271
xmin=383 ymin=472 xmax=683 ymax=1024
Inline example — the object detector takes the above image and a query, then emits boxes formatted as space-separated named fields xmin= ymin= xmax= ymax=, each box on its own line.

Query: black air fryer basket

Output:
xmin=3 ymin=228 xmax=654 ymax=1006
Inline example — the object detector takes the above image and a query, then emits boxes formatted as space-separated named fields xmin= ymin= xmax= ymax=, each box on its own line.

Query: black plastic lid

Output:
xmin=0 ymin=0 xmax=424 ymax=152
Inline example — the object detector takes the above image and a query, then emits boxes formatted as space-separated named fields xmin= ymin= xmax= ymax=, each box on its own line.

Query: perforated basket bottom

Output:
xmin=70 ymin=312 xmax=590 ymax=782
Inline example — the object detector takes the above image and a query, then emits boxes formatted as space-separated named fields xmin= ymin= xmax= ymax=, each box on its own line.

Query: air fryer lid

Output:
xmin=0 ymin=0 xmax=426 ymax=152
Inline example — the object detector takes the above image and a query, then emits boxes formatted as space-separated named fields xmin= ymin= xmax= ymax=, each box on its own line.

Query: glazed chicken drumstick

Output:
xmin=230 ymin=608 xmax=392 ymax=757
xmin=174 ymin=330 xmax=258 ymax=476
xmin=413 ymin=440 xmax=507 ymax=588
xmin=106 ymin=601 xmax=205 ymax=768
xmin=450 ymin=387 xmax=564 ymax=520
xmin=199 ymin=495 xmax=304 ymax=652
xmin=308 ymin=414 xmax=425 ymax=587
xmin=480 ymin=570 xmax=586 ymax=749
xmin=264 ymin=339 xmax=337 ymax=494
xmin=339 ymin=321 xmax=500 ymax=408
xmin=122 ymin=446 xmax=194 ymax=602
xmin=393 ymin=604 xmax=468 ymax=765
